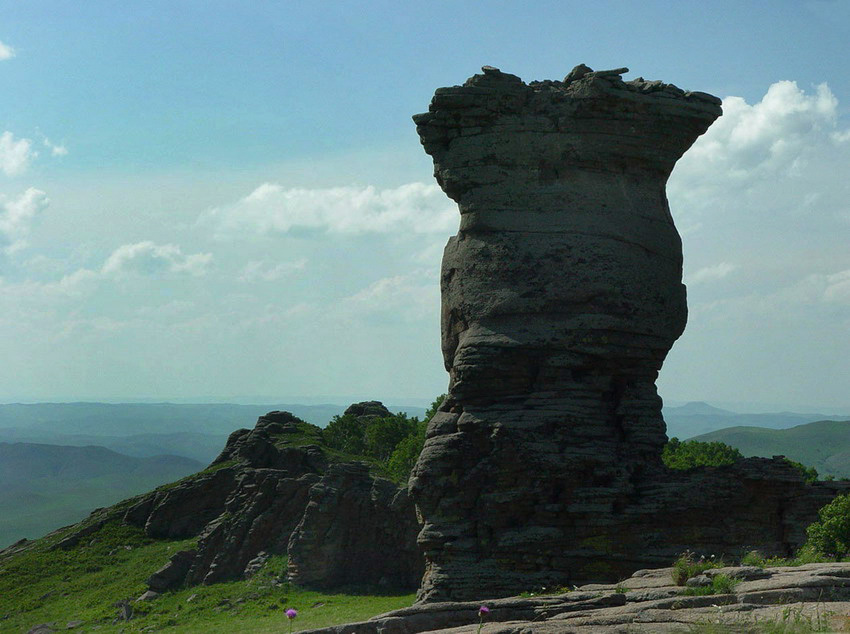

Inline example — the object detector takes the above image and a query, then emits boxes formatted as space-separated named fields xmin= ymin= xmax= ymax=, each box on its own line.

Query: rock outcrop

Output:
xmin=300 ymin=562 xmax=850 ymax=633
xmin=52 ymin=406 xmax=424 ymax=592
xmin=410 ymin=65 xmax=850 ymax=601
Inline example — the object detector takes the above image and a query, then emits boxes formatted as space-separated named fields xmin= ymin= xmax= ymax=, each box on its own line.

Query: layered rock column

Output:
xmin=410 ymin=65 xmax=722 ymax=600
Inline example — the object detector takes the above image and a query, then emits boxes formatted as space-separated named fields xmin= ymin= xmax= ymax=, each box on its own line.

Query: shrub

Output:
xmin=424 ymin=394 xmax=446 ymax=423
xmin=672 ymin=551 xmax=722 ymax=585
xmin=805 ymin=493 xmax=850 ymax=558
xmin=323 ymin=414 xmax=369 ymax=455
xmin=785 ymin=458 xmax=818 ymax=484
xmin=682 ymin=573 xmax=739 ymax=596
xmin=386 ymin=425 xmax=426 ymax=483
xmin=662 ymin=438 xmax=742 ymax=470
xmin=364 ymin=414 xmax=418 ymax=461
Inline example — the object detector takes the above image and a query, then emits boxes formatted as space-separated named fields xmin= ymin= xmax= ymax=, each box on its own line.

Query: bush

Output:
xmin=386 ymin=425 xmax=426 ymax=483
xmin=805 ymin=493 xmax=850 ymax=558
xmin=384 ymin=395 xmax=446 ymax=484
xmin=662 ymin=438 xmax=742 ymax=470
xmin=323 ymin=414 xmax=369 ymax=455
xmin=681 ymin=573 xmax=739 ymax=596
xmin=323 ymin=396 xmax=447 ymax=484
xmin=364 ymin=414 xmax=418 ymax=461
xmin=671 ymin=551 xmax=722 ymax=585
xmin=785 ymin=458 xmax=818 ymax=484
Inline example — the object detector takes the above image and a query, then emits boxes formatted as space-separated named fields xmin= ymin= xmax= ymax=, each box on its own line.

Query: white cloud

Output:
xmin=0 ymin=187 xmax=49 ymax=253
xmin=687 ymin=262 xmax=738 ymax=285
xmin=0 ymin=40 xmax=14 ymax=61
xmin=680 ymin=81 xmax=839 ymax=182
xmin=101 ymin=241 xmax=212 ymax=277
xmin=342 ymin=269 xmax=439 ymax=321
xmin=237 ymin=258 xmax=307 ymax=282
xmin=202 ymin=182 xmax=457 ymax=238
xmin=42 ymin=137 xmax=68 ymax=157
xmin=821 ymin=270 xmax=850 ymax=304
xmin=0 ymin=131 xmax=36 ymax=176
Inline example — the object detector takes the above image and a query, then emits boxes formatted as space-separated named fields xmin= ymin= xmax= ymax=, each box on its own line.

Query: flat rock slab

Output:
xmin=299 ymin=564 xmax=850 ymax=634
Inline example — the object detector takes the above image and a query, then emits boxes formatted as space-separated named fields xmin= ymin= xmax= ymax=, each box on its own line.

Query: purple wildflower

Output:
xmin=477 ymin=605 xmax=490 ymax=634
xmin=286 ymin=608 xmax=298 ymax=619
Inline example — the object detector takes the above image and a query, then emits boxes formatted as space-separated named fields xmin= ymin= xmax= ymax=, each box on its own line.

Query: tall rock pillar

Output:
xmin=410 ymin=65 xmax=722 ymax=601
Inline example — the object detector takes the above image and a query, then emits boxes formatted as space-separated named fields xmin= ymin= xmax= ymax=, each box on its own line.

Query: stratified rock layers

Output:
xmin=411 ymin=66 xmax=848 ymax=601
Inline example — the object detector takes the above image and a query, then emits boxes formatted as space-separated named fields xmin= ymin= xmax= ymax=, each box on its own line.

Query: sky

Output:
xmin=0 ymin=1 xmax=849 ymax=411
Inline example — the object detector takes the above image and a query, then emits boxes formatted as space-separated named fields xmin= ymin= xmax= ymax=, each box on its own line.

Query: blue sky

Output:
xmin=1 ymin=1 xmax=849 ymax=410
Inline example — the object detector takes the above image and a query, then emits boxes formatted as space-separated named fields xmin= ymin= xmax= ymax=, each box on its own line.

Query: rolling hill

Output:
xmin=662 ymin=401 xmax=845 ymax=439
xmin=0 ymin=442 xmax=203 ymax=548
xmin=692 ymin=419 xmax=850 ymax=478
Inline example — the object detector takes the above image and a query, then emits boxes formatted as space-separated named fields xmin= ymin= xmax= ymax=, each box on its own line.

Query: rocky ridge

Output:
xmin=411 ymin=64 xmax=850 ymax=601
xmin=48 ymin=405 xmax=423 ymax=594
xmin=302 ymin=562 xmax=850 ymax=633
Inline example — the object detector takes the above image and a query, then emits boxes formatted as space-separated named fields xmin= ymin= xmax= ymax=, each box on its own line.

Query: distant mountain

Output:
xmin=0 ymin=442 xmax=203 ymax=548
xmin=692 ymin=420 xmax=850 ymax=478
xmin=0 ymin=402 xmax=427 ymax=438
xmin=0 ymin=430 xmax=229 ymax=464
xmin=662 ymin=401 xmax=844 ymax=439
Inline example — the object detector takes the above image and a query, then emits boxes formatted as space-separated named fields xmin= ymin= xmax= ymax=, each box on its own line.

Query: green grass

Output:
xmin=0 ymin=521 xmax=415 ymax=633
xmin=681 ymin=573 xmax=739 ymax=596
xmin=268 ymin=421 xmax=396 ymax=480
xmin=672 ymin=552 xmax=724 ymax=585
xmin=740 ymin=546 xmax=842 ymax=569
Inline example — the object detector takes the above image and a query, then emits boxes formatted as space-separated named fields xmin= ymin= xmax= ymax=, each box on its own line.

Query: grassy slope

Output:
xmin=693 ymin=420 xmax=850 ymax=478
xmin=0 ymin=443 xmax=204 ymax=548
xmin=0 ymin=520 xmax=414 ymax=633
xmin=0 ymin=421 xmax=417 ymax=632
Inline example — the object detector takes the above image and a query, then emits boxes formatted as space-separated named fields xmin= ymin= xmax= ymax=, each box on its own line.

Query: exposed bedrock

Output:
xmin=104 ymin=408 xmax=424 ymax=592
xmin=410 ymin=65 xmax=848 ymax=601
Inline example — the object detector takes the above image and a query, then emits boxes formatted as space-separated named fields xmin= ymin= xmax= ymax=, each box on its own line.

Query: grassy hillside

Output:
xmin=692 ymin=419 xmax=850 ymax=478
xmin=0 ymin=443 xmax=203 ymax=548
xmin=662 ymin=401 xmax=845 ymax=439
xmin=0 ymin=520 xmax=414 ymax=633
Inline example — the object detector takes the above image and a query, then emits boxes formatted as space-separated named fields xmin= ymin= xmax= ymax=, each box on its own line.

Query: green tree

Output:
xmin=386 ymin=394 xmax=444 ymax=483
xmin=424 ymin=394 xmax=447 ymax=423
xmin=322 ymin=414 xmax=368 ymax=455
xmin=662 ymin=438 xmax=742 ymax=470
xmin=364 ymin=414 xmax=418 ymax=461
xmin=785 ymin=458 xmax=818 ymax=484
xmin=806 ymin=493 xmax=850 ymax=557
xmin=387 ymin=424 xmax=426 ymax=483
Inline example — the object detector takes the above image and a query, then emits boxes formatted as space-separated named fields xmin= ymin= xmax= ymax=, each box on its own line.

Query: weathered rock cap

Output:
xmin=413 ymin=64 xmax=722 ymax=196
xmin=343 ymin=401 xmax=392 ymax=418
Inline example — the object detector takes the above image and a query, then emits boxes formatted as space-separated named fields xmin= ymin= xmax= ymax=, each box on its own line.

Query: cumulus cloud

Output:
xmin=0 ymin=187 xmax=49 ymax=253
xmin=237 ymin=258 xmax=307 ymax=283
xmin=0 ymin=131 xmax=36 ymax=176
xmin=101 ymin=241 xmax=212 ymax=277
xmin=201 ymin=182 xmax=457 ymax=238
xmin=687 ymin=262 xmax=738 ymax=285
xmin=0 ymin=40 xmax=14 ymax=61
xmin=668 ymin=79 xmax=850 ymax=290
xmin=678 ymin=81 xmax=839 ymax=183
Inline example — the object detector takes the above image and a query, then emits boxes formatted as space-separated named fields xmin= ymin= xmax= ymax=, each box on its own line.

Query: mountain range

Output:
xmin=662 ymin=401 xmax=847 ymax=439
